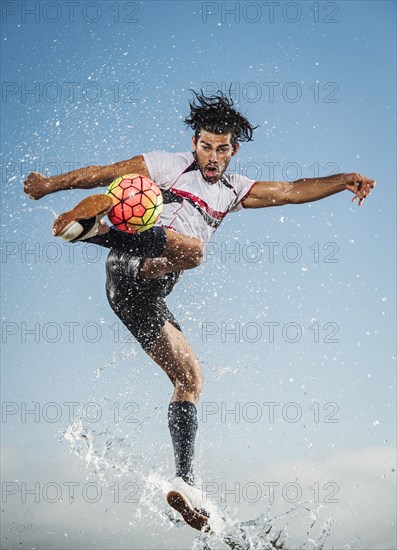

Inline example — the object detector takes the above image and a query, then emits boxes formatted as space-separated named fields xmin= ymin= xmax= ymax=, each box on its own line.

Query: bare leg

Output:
xmin=148 ymin=321 xmax=204 ymax=404
xmin=140 ymin=231 xmax=203 ymax=278
xmin=148 ymin=321 xmax=203 ymax=485
xmin=139 ymin=258 xmax=180 ymax=278
xmin=98 ymin=222 xmax=203 ymax=278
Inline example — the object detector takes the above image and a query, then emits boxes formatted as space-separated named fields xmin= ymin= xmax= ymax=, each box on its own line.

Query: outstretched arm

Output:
xmin=24 ymin=155 xmax=149 ymax=200
xmin=242 ymin=173 xmax=376 ymax=209
xmin=24 ymin=153 xmax=205 ymax=276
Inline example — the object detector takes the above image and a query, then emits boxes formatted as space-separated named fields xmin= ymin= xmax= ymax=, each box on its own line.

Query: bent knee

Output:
xmin=188 ymin=370 xmax=204 ymax=396
xmin=189 ymin=238 xmax=204 ymax=268
xmin=179 ymin=236 xmax=204 ymax=268
xmin=195 ymin=370 xmax=204 ymax=395
xmin=165 ymin=230 xmax=204 ymax=267
xmin=177 ymin=369 xmax=204 ymax=397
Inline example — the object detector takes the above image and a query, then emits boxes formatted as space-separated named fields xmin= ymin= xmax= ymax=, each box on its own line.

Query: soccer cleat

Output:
xmin=52 ymin=194 xmax=113 ymax=242
xmin=166 ymin=477 xmax=210 ymax=532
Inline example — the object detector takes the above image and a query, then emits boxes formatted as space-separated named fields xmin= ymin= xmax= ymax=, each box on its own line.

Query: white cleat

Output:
xmin=166 ymin=477 xmax=210 ymax=532
xmin=52 ymin=194 xmax=113 ymax=242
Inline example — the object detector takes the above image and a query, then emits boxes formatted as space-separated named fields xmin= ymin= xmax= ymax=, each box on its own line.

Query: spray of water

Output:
xmin=61 ymin=417 xmax=333 ymax=549
xmin=60 ymin=350 xmax=334 ymax=550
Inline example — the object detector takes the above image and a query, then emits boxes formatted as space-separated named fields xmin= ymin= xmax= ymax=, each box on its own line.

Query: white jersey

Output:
xmin=143 ymin=150 xmax=256 ymax=243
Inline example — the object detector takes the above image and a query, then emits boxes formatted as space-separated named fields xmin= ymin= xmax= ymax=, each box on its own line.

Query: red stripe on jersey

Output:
xmin=171 ymin=188 xmax=228 ymax=221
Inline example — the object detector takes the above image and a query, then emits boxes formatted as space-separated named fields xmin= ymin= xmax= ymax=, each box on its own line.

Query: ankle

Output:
xmin=98 ymin=221 xmax=110 ymax=235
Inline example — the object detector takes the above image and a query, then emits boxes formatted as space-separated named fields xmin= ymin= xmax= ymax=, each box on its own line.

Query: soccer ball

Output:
xmin=106 ymin=174 xmax=163 ymax=233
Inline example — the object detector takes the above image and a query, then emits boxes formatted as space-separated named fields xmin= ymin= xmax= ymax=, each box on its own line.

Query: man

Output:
xmin=23 ymin=91 xmax=375 ymax=531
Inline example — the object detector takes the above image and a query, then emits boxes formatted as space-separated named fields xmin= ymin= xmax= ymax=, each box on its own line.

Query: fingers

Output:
xmin=23 ymin=184 xmax=34 ymax=199
xmin=23 ymin=172 xmax=45 ymax=200
xmin=351 ymin=174 xmax=376 ymax=206
xmin=23 ymin=174 xmax=35 ymax=198
xmin=352 ymin=192 xmax=368 ymax=206
xmin=24 ymin=186 xmax=39 ymax=200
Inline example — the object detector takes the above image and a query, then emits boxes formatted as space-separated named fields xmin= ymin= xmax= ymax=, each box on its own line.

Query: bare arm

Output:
xmin=242 ymin=173 xmax=376 ymax=209
xmin=24 ymin=155 xmax=150 ymax=199
xmin=24 ymin=153 xmax=206 ymax=276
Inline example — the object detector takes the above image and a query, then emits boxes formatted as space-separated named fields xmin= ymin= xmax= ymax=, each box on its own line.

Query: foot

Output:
xmin=52 ymin=195 xmax=113 ymax=242
xmin=166 ymin=477 xmax=210 ymax=532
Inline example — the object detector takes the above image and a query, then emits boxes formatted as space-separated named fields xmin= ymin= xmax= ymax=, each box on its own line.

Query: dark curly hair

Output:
xmin=184 ymin=89 xmax=258 ymax=147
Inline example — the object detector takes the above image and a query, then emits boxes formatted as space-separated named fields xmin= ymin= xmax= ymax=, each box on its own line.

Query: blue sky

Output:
xmin=1 ymin=1 xmax=396 ymax=549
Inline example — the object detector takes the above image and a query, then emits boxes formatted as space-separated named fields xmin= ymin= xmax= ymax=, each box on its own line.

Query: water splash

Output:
xmin=61 ymin=419 xmax=333 ymax=549
xmin=62 ymin=418 xmax=142 ymax=479
xmin=60 ymin=351 xmax=333 ymax=550
xmin=193 ymin=505 xmax=333 ymax=550
xmin=93 ymin=347 xmax=137 ymax=379
xmin=201 ymin=361 xmax=240 ymax=381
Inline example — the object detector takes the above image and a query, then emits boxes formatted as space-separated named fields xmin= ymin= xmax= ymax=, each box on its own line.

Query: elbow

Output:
xmin=284 ymin=182 xmax=299 ymax=204
xmin=284 ymin=181 xmax=301 ymax=204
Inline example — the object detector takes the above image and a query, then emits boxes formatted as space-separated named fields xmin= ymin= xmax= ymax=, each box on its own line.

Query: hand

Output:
xmin=23 ymin=172 xmax=51 ymax=200
xmin=344 ymin=173 xmax=376 ymax=206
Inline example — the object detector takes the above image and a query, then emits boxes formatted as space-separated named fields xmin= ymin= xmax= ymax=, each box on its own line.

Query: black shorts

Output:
xmin=105 ymin=248 xmax=181 ymax=352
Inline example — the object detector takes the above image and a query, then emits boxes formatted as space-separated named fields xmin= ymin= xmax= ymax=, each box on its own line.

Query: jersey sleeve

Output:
xmin=228 ymin=174 xmax=257 ymax=212
xmin=143 ymin=150 xmax=178 ymax=190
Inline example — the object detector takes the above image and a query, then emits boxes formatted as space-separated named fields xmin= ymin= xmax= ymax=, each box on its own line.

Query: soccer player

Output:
xmin=23 ymin=91 xmax=375 ymax=531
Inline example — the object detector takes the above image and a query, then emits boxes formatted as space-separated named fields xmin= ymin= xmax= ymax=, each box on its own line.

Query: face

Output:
xmin=192 ymin=130 xmax=240 ymax=183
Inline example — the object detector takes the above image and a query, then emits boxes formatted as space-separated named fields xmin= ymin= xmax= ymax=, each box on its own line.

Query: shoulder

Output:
xmin=223 ymin=172 xmax=256 ymax=191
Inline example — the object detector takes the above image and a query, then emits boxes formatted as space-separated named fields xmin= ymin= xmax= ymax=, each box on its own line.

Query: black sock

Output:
xmin=168 ymin=401 xmax=198 ymax=486
xmin=86 ymin=225 xmax=166 ymax=258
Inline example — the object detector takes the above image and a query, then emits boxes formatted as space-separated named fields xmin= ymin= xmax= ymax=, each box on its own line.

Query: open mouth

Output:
xmin=204 ymin=165 xmax=218 ymax=177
